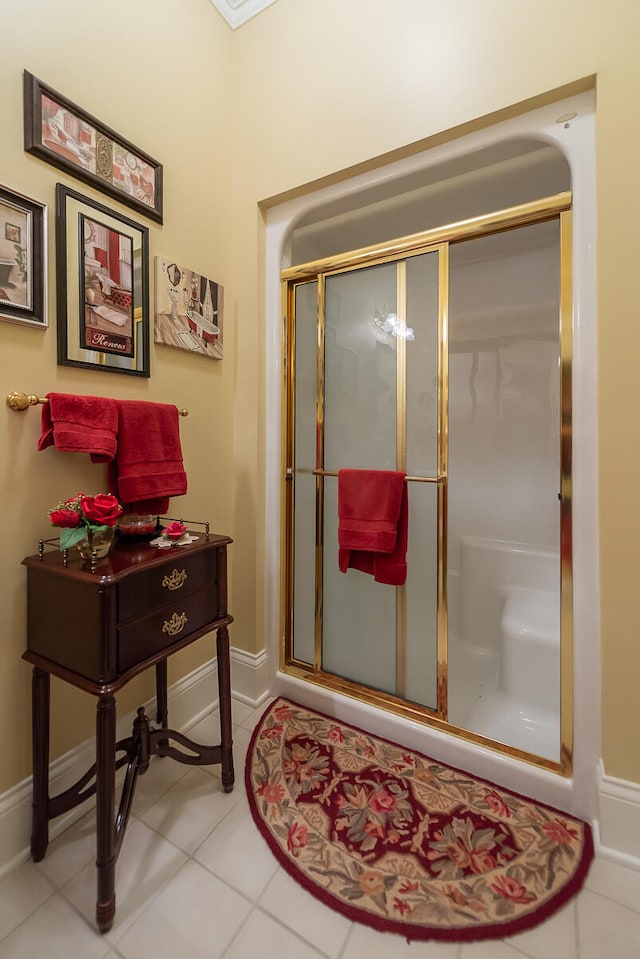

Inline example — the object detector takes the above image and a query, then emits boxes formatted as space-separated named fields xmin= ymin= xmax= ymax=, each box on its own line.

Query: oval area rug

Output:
xmin=245 ymin=697 xmax=594 ymax=943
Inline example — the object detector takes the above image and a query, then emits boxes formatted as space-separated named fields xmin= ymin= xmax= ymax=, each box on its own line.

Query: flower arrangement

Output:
xmin=48 ymin=492 xmax=123 ymax=551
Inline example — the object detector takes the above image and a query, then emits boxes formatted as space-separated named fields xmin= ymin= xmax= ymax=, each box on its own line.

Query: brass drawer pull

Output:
xmin=162 ymin=568 xmax=188 ymax=591
xmin=162 ymin=612 xmax=188 ymax=636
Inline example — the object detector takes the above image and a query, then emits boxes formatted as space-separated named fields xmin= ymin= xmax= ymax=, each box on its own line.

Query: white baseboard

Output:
xmin=593 ymin=759 xmax=640 ymax=872
xmin=0 ymin=655 xmax=221 ymax=880
xmin=230 ymin=645 xmax=269 ymax=705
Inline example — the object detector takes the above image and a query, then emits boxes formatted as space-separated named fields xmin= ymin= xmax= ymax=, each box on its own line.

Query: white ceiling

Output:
xmin=210 ymin=0 xmax=279 ymax=29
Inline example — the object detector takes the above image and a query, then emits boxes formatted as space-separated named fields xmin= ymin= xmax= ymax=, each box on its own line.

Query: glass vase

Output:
xmin=117 ymin=513 xmax=157 ymax=540
xmin=77 ymin=526 xmax=114 ymax=561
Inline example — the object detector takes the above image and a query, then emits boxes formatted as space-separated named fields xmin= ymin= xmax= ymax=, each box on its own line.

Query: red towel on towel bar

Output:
xmin=338 ymin=469 xmax=408 ymax=586
xmin=37 ymin=392 xmax=118 ymax=463
xmin=108 ymin=400 xmax=187 ymax=514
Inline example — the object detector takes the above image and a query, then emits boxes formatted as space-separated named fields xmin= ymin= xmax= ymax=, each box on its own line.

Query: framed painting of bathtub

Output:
xmin=0 ymin=184 xmax=47 ymax=328
xmin=154 ymin=256 xmax=224 ymax=360
xmin=24 ymin=71 xmax=163 ymax=224
xmin=56 ymin=183 xmax=150 ymax=377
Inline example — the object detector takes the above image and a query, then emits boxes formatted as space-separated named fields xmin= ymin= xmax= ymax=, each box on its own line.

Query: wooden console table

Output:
xmin=22 ymin=531 xmax=234 ymax=933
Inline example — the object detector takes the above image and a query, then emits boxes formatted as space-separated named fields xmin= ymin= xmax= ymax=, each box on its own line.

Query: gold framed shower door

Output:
xmin=280 ymin=192 xmax=574 ymax=776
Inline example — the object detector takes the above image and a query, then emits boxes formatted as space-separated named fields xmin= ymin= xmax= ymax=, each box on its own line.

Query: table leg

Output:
xmin=30 ymin=667 xmax=50 ymax=862
xmin=95 ymin=694 xmax=116 ymax=934
xmin=155 ymin=660 xmax=169 ymax=752
xmin=216 ymin=625 xmax=234 ymax=793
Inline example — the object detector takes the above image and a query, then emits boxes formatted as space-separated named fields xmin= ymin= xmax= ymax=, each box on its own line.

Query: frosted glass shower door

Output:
xmin=320 ymin=253 xmax=441 ymax=709
xmin=447 ymin=219 xmax=564 ymax=762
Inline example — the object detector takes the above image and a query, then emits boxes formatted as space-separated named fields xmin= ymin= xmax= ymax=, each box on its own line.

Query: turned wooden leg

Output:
xmin=31 ymin=667 xmax=50 ymax=862
xmin=155 ymin=660 xmax=169 ymax=752
xmin=216 ymin=625 xmax=234 ymax=793
xmin=95 ymin=694 xmax=116 ymax=933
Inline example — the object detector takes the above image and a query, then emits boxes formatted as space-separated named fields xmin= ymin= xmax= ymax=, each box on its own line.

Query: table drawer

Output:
xmin=118 ymin=584 xmax=218 ymax=671
xmin=118 ymin=550 xmax=217 ymax=622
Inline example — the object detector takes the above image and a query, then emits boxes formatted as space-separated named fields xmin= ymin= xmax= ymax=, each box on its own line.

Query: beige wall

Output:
xmin=0 ymin=0 xmax=234 ymax=792
xmin=230 ymin=0 xmax=640 ymax=783
xmin=1 ymin=0 xmax=639 ymax=803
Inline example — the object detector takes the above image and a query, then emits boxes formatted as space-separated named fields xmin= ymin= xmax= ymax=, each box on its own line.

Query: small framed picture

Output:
xmin=0 ymin=184 xmax=47 ymax=328
xmin=56 ymin=183 xmax=150 ymax=377
xmin=155 ymin=256 xmax=224 ymax=360
xmin=24 ymin=71 xmax=163 ymax=224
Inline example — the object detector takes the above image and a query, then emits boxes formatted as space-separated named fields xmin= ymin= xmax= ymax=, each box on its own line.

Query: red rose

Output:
xmin=49 ymin=508 xmax=81 ymax=528
xmin=165 ymin=521 xmax=187 ymax=540
xmin=80 ymin=494 xmax=122 ymax=527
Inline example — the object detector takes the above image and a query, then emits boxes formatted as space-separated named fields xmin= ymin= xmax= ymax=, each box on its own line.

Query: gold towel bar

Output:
xmin=6 ymin=391 xmax=189 ymax=416
xmin=301 ymin=468 xmax=445 ymax=484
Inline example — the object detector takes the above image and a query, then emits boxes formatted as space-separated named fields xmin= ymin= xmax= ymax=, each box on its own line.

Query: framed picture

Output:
xmin=24 ymin=71 xmax=163 ymax=224
xmin=56 ymin=183 xmax=150 ymax=377
xmin=155 ymin=256 xmax=224 ymax=360
xmin=0 ymin=184 xmax=47 ymax=328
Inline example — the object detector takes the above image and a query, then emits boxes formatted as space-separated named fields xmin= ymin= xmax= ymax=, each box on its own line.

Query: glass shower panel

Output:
xmin=324 ymin=264 xmax=398 ymax=470
xmin=292 ymin=281 xmax=318 ymax=665
xmin=322 ymin=263 xmax=398 ymax=691
xmin=447 ymin=220 xmax=561 ymax=761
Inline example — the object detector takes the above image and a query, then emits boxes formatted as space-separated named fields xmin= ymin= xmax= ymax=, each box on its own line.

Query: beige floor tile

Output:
xmin=584 ymin=855 xmax=640 ymax=914
xmin=259 ymin=867 xmax=352 ymax=958
xmin=138 ymin=765 xmax=241 ymax=852
xmin=130 ymin=752 xmax=192 ymax=816
xmin=0 ymin=861 xmax=54 ymax=940
xmin=188 ymin=708 xmax=221 ymax=744
xmin=194 ymin=793 xmax=278 ymax=899
xmin=577 ymin=888 xmax=640 ymax=959
xmin=226 ymin=698 xmax=255 ymax=727
xmin=504 ymin=899 xmax=577 ymax=959
xmin=237 ymin=697 xmax=274 ymax=731
xmin=34 ymin=808 xmax=97 ymax=888
xmin=223 ymin=908 xmax=326 ymax=959
xmin=116 ymin=859 xmax=251 ymax=959
xmin=459 ymin=941 xmax=528 ymax=958
xmin=0 ymin=894 xmax=110 ymax=959
xmin=61 ymin=818 xmax=187 ymax=943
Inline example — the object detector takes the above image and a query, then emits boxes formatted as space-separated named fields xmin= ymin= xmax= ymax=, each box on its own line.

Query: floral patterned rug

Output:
xmin=245 ymin=698 xmax=594 ymax=942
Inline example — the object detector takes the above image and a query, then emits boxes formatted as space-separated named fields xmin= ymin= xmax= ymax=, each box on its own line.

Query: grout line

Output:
xmin=575 ymin=887 xmax=582 ymax=959
xmin=335 ymin=922 xmax=355 ymax=959
xmin=252 ymin=901 xmax=335 ymax=957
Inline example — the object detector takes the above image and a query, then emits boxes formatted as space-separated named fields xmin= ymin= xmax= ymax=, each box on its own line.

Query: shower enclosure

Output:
xmin=281 ymin=192 xmax=573 ymax=773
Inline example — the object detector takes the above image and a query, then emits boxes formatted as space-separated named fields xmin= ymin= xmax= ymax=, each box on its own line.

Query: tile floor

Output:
xmin=1 ymin=698 xmax=639 ymax=958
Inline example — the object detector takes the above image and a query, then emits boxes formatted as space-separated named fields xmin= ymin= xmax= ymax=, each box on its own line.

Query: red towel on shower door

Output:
xmin=338 ymin=469 xmax=408 ymax=586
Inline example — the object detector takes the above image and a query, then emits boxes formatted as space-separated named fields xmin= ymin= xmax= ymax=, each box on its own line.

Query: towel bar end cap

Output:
xmin=6 ymin=391 xmax=40 ymax=411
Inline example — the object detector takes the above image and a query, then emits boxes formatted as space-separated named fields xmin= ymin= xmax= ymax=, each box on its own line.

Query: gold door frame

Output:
xmin=281 ymin=192 xmax=573 ymax=776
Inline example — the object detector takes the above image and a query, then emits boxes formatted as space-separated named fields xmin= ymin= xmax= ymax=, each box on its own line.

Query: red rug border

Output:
xmin=245 ymin=696 xmax=594 ymax=944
